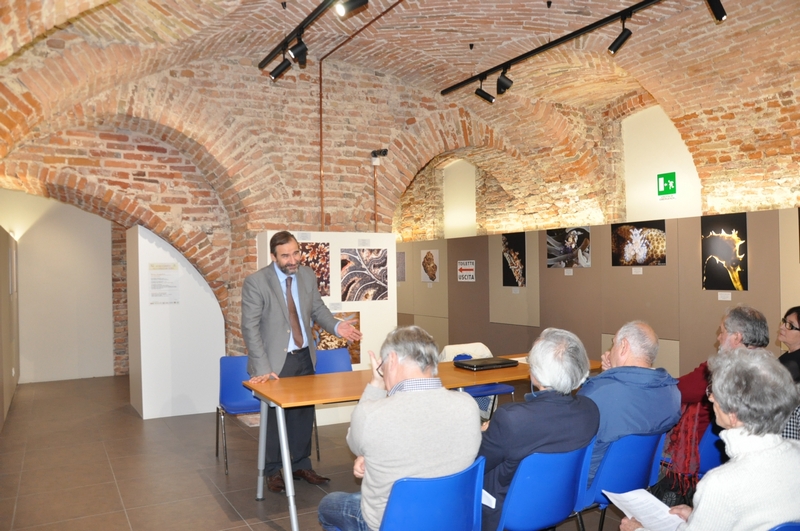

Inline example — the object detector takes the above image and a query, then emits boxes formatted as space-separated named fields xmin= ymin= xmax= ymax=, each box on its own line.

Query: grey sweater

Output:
xmin=347 ymin=383 xmax=481 ymax=530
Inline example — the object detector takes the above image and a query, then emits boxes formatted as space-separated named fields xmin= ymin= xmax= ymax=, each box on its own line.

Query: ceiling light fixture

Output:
xmin=475 ymin=77 xmax=495 ymax=103
xmin=497 ymin=66 xmax=513 ymax=95
xmin=608 ymin=14 xmax=632 ymax=55
xmin=705 ymin=0 xmax=727 ymax=22
xmin=269 ymin=54 xmax=292 ymax=81
xmin=288 ymin=35 xmax=308 ymax=67
xmin=335 ymin=0 xmax=368 ymax=17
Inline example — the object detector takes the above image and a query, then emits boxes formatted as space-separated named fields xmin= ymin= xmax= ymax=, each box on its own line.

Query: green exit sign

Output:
xmin=657 ymin=172 xmax=676 ymax=196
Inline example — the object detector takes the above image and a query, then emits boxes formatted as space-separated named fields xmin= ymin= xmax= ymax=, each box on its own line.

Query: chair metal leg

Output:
xmin=598 ymin=507 xmax=607 ymax=531
xmin=215 ymin=407 xmax=221 ymax=457
xmin=314 ymin=411 xmax=320 ymax=461
xmin=576 ymin=511 xmax=586 ymax=531
xmin=220 ymin=409 xmax=229 ymax=475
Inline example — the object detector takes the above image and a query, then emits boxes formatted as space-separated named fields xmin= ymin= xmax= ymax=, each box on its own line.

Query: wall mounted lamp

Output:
xmin=497 ymin=67 xmax=513 ymax=95
xmin=705 ymin=0 xmax=727 ymax=22
xmin=288 ymin=35 xmax=308 ymax=67
xmin=475 ymin=77 xmax=495 ymax=103
xmin=270 ymin=54 xmax=292 ymax=81
xmin=335 ymin=0 xmax=368 ymax=18
xmin=608 ymin=14 xmax=632 ymax=55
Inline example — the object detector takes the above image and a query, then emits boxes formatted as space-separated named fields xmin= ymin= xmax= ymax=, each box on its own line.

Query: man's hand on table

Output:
xmin=249 ymin=372 xmax=279 ymax=384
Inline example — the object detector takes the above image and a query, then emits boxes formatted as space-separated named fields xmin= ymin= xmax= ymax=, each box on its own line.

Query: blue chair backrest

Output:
xmin=770 ymin=524 xmax=800 ymax=531
xmin=576 ymin=432 xmax=665 ymax=511
xmin=498 ymin=438 xmax=595 ymax=531
xmin=219 ymin=356 xmax=261 ymax=415
xmin=315 ymin=348 xmax=353 ymax=374
xmin=380 ymin=456 xmax=485 ymax=531
xmin=453 ymin=354 xmax=472 ymax=361
xmin=698 ymin=423 xmax=726 ymax=475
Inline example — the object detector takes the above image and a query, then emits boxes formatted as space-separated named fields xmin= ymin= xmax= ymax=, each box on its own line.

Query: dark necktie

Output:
xmin=286 ymin=276 xmax=303 ymax=348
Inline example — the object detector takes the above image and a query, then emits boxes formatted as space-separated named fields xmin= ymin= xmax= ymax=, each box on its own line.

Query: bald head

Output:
xmin=608 ymin=321 xmax=659 ymax=368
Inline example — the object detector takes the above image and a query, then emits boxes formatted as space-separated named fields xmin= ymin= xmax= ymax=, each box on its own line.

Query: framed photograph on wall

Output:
xmin=501 ymin=232 xmax=526 ymax=287
xmin=546 ymin=227 xmax=591 ymax=268
xmin=701 ymin=212 xmax=747 ymax=291
xmin=611 ymin=220 xmax=667 ymax=266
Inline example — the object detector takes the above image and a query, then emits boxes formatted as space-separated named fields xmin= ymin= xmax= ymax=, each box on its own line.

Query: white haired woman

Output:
xmin=621 ymin=347 xmax=800 ymax=531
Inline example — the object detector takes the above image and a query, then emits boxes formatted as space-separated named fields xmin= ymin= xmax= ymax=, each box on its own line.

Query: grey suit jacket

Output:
xmin=241 ymin=263 xmax=340 ymax=377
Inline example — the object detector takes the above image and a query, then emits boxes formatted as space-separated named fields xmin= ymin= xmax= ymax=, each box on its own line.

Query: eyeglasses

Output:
xmin=782 ymin=318 xmax=800 ymax=332
xmin=376 ymin=359 xmax=384 ymax=378
xmin=705 ymin=384 xmax=713 ymax=398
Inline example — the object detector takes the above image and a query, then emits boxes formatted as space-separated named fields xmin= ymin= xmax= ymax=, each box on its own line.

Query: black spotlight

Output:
xmin=475 ymin=78 xmax=495 ymax=104
xmin=288 ymin=37 xmax=307 ymax=67
xmin=335 ymin=0 xmax=368 ymax=17
xmin=705 ymin=0 xmax=727 ymax=22
xmin=608 ymin=27 xmax=632 ymax=55
xmin=497 ymin=67 xmax=513 ymax=95
xmin=269 ymin=57 xmax=292 ymax=81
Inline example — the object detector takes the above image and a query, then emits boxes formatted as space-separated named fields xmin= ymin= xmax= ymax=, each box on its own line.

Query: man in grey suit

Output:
xmin=242 ymin=230 xmax=362 ymax=493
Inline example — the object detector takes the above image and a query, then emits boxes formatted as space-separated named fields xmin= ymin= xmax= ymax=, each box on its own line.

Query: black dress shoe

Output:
xmin=267 ymin=471 xmax=285 ymax=493
xmin=292 ymin=468 xmax=330 ymax=485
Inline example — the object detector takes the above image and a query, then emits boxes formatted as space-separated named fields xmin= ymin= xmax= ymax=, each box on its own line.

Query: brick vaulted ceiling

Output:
xmin=2 ymin=0 xmax=799 ymax=354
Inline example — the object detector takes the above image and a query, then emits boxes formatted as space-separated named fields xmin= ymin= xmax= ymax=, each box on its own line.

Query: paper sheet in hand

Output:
xmin=601 ymin=489 xmax=684 ymax=531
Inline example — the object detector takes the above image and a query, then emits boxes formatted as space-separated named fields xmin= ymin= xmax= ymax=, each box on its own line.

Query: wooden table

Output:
xmin=243 ymin=360 xmax=533 ymax=531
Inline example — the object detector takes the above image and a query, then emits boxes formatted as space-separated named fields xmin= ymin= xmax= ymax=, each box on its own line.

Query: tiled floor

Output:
xmin=0 ymin=376 xmax=620 ymax=531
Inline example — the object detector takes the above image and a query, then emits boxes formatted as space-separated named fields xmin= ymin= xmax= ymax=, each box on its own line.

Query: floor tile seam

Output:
xmin=102 ymin=440 xmax=135 ymax=531
xmin=14 ymin=479 xmax=119 ymax=501
xmin=10 ymin=510 xmax=129 ymax=531
xmin=7 ymin=442 xmax=28 ymax=530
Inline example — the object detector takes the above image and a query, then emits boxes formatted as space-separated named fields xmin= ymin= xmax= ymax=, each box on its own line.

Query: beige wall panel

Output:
xmin=677 ymin=211 xmax=781 ymax=375
xmin=600 ymin=334 xmax=680 ymax=378
xmin=779 ymin=208 xmax=800 ymax=327
xmin=488 ymin=232 xmax=540 ymax=327
xmin=539 ymin=230 xmax=605 ymax=361
xmin=414 ymin=315 xmax=449 ymax=352
xmin=396 ymin=242 xmax=414 ymax=314
xmin=412 ymin=240 xmax=448 ymax=318
xmin=599 ymin=220 xmax=680 ymax=340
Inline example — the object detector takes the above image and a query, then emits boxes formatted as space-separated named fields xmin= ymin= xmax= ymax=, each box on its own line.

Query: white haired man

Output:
xmin=578 ymin=321 xmax=681 ymax=482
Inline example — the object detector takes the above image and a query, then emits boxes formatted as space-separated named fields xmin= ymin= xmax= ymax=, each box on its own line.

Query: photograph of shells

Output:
xmin=341 ymin=248 xmax=389 ymax=301
xmin=420 ymin=249 xmax=439 ymax=282
xmin=313 ymin=311 xmax=361 ymax=363
xmin=299 ymin=241 xmax=331 ymax=296
xmin=701 ymin=212 xmax=748 ymax=291
xmin=501 ymin=233 xmax=526 ymax=287
xmin=611 ymin=221 xmax=667 ymax=266
xmin=546 ymin=227 xmax=591 ymax=268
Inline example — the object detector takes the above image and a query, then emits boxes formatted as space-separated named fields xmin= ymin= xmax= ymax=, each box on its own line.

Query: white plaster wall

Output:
xmin=14 ymin=199 xmax=112 ymax=383
xmin=127 ymin=225 xmax=223 ymax=419
xmin=443 ymin=159 xmax=477 ymax=239
xmin=623 ymin=105 xmax=702 ymax=222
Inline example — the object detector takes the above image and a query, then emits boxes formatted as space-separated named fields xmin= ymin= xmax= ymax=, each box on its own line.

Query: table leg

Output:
xmin=275 ymin=404 xmax=300 ymax=531
xmin=256 ymin=399 xmax=268 ymax=501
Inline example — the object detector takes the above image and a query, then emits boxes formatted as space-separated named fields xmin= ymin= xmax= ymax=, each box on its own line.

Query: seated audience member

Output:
xmin=663 ymin=305 xmax=768 ymax=496
xmin=578 ymin=321 xmax=681 ymax=481
xmin=778 ymin=306 xmax=800 ymax=382
xmin=479 ymin=328 xmax=599 ymax=531
xmin=777 ymin=307 xmax=800 ymax=441
xmin=317 ymin=326 xmax=481 ymax=531
xmin=621 ymin=347 xmax=800 ymax=531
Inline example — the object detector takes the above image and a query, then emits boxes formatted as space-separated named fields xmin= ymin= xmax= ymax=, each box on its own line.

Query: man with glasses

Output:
xmin=657 ymin=305 xmax=769 ymax=505
xmin=317 ymin=326 xmax=481 ymax=531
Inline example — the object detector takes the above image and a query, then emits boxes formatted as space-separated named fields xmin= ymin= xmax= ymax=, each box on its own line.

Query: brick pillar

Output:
xmin=111 ymin=223 xmax=128 ymax=375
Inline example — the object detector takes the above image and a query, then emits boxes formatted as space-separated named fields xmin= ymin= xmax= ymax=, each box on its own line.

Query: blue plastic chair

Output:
xmin=697 ymin=423 xmax=726 ymax=476
xmin=574 ymin=432 xmax=667 ymax=531
xmin=314 ymin=348 xmax=353 ymax=460
xmin=497 ymin=437 xmax=596 ymax=531
xmin=217 ymin=356 xmax=261 ymax=475
xmin=380 ymin=456 xmax=485 ymax=531
xmin=770 ymin=524 xmax=800 ymax=531
xmin=453 ymin=354 xmax=515 ymax=419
